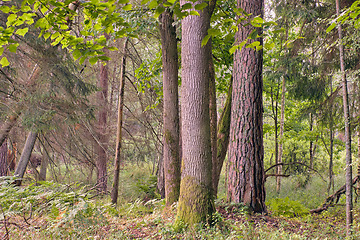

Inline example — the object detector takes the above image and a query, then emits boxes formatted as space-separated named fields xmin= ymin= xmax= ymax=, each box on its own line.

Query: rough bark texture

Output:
xmin=336 ymin=0 xmax=353 ymax=235
xmin=277 ymin=77 xmax=286 ymax=193
xmin=0 ymin=140 xmax=7 ymax=176
xmin=14 ymin=132 xmax=37 ymax=186
xmin=227 ymin=0 xmax=266 ymax=213
xmin=96 ymin=34 xmax=110 ymax=194
xmin=0 ymin=113 xmax=19 ymax=148
xmin=176 ymin=0 xmax=215 ymax=225
xmin=111 ymin=38 xmax=128 ymax=205
xmin=212 ymin=81 xmax=232 ymax=196
xmin=159 ymin=9 xmax=181 ymax=206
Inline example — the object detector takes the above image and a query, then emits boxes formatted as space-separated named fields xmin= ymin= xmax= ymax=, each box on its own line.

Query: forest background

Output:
xmin=1 ymin=0 xmax=360 ymax=239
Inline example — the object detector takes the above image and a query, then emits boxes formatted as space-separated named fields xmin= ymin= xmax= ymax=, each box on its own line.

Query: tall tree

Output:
xmin=335 ymin=0 xmax=353 ymax=235
xmin=277 ymin=76 xmax=286 ymax=193
xmin=159 ymin=8 xmax=181 ymax=206
xmin=176 ymin=0 xmax=215 ymax=225
xmin=227 ymin=0 xmax=266 ymax=213
xmin=111 ymin=38 xmax=128 ymax=205
xmin=96 ymin=35 xmax=110 ymax=193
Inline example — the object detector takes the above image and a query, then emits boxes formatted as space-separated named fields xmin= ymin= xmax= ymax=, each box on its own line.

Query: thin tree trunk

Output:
xmin=309 ymin=113 xmax=314 ymax=169
xmin=335 ymin=0 xmax=353 ymax=235
xmin=228 ymin=0 xmax=266 ymax=213
xmin=14 ymin=131 xmax=37 ymax=186
xmin=277 ymin=76 xmax=285 ymax=193
xmin=96 ymin=34 xmax=110 ymax=194
xmin=159 ymin=9 xmax=181 ymax=206
xmin=213 ymin=81 xmax=232 ymax=197
xmin=209 ymin=46 xmax=218 ymax=197
xmin=176 ymin=0 xmax=215 ymax=225
xmin=0 ymin=140 xmax=7 ymax=176
xmin=111 ymin=38 xmax=128 ymax=205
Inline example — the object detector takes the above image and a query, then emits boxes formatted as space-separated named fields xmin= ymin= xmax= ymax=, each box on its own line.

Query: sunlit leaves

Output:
xmin=0 ymin=57 xmax=10 ymax=67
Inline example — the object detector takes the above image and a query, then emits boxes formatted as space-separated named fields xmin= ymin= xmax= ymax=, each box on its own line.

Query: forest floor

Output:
xmin=1 ymin=169 xmax=359 ymax=239
xmin=3 ymin=197 xmax=355 ymax=239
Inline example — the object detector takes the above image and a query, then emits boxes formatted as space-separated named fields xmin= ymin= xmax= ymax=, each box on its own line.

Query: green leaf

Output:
xmin=8 ymin=43 xmax=19 ymax=53
xmin=89 ymin=56 xmax=99 ymax=65
xmin=107 ymin=46 xmax=118 ymax=51
xmin=141 ymin=0 xmax=151 ymax=4
xmin=246 ymin=41 xmax=260 ymax=49
xmin=123 ymin=4 xmax=132 ymax=11
xmin=73 ymin=49 xmax=82 ymax=61
xmin=326 ymin=22 xmax=337 ymax=33
xmin=44 ymin=32 xmax=51 ymax=40
xmin=149 ymin=0 xmax=158 ymax=9
xmin=182 ymin=3 xmax=192 ymax=10
xmin=15 ymin=27 xmax=29 ymax=36
xmin=0 ymin=57 xmax=10 ymax=67
xmin=195 ymin=2 xmax=207 ymax=10
xmin=154 ymin=6 xmax=165 ymax=18
xmin=201 ymin=35 xmax=211 ymax=47
xmin=0 ymin=47 xmax=4 ymax=56
xmin=264 ymin=41 xmax=275 ymax=50
xmin=0 ymin=6 xmax=11 ymax=13
xmin=229 ymin=45 xmax=238 ymax=54
xmin=190 ymin=10 xmax=200 ymax=16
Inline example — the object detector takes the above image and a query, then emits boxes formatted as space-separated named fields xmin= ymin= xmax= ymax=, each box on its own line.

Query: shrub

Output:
xmin=267 ymin=197 xmax=310 ymax=218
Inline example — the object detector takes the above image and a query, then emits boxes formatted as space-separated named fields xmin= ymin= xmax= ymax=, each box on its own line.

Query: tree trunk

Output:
xmin=227 ymin=0 xmax=266 ymax=213
xmin=277 ymin=76 xmax=286 ymax=193
xmin=111 ymin=38 xmax=128 ymax=205
xmin=14 ymin=131 xmax=37 ymax=186
xmin=212 ymin=81 xmax=232 ymax=197
xmin=96 ymin=34 xmax=110 ymax=194
xmin=309 ymin=113 xmax=314 ymax=169
xmin=0 ymin=113 xmax=19 ymax=148
xmin=0 ymin=140 xmax=7 ymax=176
xmin=335 ymin=0 xmax=353 ymax=235
xmin=209 ymin=48 xmax=218 ymax=197
xmin=176 ymin=0 xmax=215 ymax=225
xmin=159 ymin=9 xmax=181 ymax=206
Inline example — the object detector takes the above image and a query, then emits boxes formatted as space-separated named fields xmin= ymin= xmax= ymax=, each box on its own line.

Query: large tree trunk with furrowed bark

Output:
xmin=227 ymin=0 xmax=266 ymax=213
xmin=176 ymin=0 xmax=215 ymax=226
xmin=159 ymin=9 xmax=181 ymax=206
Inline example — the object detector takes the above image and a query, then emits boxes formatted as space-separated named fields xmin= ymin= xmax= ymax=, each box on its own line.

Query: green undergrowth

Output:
xmin=2 ymin=168 xmax=360 ymax=239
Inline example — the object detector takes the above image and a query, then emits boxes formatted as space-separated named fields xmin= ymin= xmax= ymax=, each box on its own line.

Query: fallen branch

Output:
xmin=265 ymin=174 xmax=290 ymax=180
xmin=265 ymin=161 xmax=326 ymax=182
xmin=310 ymin=175 xmax=360 ymax=214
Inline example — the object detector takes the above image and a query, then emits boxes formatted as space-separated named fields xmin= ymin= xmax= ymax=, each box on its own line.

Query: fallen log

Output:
xmin=310 ymin=175 xmax=360 ymax=214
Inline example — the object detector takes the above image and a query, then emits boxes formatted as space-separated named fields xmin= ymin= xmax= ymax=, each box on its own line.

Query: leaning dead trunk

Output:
xmin=111 ymin=38 xmax=128 ymax=205
xmin=14 ymin=131 xmax=37 ymax=186
xmin=212 ymin=81 xmax=232 ymax=196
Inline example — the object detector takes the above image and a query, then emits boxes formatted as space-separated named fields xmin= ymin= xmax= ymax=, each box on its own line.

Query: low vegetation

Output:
xmin=1 ymin=164 xmax=359 ymax=239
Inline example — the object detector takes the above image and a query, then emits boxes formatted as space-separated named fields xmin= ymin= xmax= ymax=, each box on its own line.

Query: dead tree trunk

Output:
xmin=14 ymin=131 xmax=37 ymax=186
xmin=111 ymin=38 xmax=128 ymax=205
